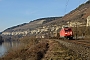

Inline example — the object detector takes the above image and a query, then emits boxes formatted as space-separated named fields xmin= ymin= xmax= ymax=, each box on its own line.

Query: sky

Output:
xmin=0 ymin=0 xmax=88 ymax=32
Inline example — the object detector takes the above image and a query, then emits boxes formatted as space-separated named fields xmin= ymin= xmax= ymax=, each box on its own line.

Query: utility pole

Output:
xmin=75 ymin=22 xmax=77 ymax=40
xmin=48 ymin=27 xmax=51 ymax=39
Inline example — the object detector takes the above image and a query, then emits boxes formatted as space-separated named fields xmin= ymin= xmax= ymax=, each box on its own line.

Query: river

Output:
xmin=0 ymin=41 xmax=21 ymax=57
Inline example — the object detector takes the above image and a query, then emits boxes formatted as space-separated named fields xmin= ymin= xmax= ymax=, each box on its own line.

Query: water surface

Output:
xmin=0 ymin=41 xmax=20 ymax=57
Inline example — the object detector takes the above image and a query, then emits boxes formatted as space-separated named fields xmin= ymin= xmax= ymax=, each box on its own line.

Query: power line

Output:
xmin=64 ymin=0 xmax=69 ymax=14
xmin=64 ymin=0 xmax=87 ymax=15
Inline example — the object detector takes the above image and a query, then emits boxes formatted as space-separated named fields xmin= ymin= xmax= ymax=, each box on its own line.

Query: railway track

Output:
xmin=53 ymin=39 xmax=90 ymax=60
xmin=64 ymin=39 xmax=90 ymax=47
xmin=69 ymin=40 xmax=90 ymax=47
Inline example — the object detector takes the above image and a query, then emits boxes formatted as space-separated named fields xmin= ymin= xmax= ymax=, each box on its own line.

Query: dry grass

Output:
xmin=0 ymin=37 xmax=82 ymax=60
xmin=0 ymin=37 xmax=49 ymax=60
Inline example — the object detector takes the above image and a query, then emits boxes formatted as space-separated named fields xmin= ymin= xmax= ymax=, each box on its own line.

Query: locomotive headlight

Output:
xmin=70 ymin=32 xmax=72 ymax=34
xmin=65 ymin=33 xmax=67 ymax=34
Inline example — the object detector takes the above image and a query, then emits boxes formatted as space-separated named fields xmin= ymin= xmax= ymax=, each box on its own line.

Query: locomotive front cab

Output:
xmin=60 ymin=27 xmax=73 ymax=40
xmin=64 ymin=28 xmax=73 ymax=39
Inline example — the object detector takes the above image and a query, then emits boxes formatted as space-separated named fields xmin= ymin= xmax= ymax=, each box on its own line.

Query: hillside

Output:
xmin=1 ymin=0 xmax=90 ymax=38
xmin=3 ymin=17 xmax=61 ymax=32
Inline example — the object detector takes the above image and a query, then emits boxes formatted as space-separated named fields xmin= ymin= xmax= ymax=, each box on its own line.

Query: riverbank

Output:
xmin=0 ymin=40 xmax=4 ymax=44
xmin=0 ymin=37 xmax=49 ymax=60
xmin=0 ymin=36 xmax=4 ymax=44
xmin=0 ymin=36 xmax=82 ymax=60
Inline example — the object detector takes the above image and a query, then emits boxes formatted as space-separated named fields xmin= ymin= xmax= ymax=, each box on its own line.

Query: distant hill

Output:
xmin=3 ymin=17 xmax=62 ymax=32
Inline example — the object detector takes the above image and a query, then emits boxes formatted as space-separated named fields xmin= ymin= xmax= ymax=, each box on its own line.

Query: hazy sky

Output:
xmin=0 ymin=0 xmax=88 ymax=32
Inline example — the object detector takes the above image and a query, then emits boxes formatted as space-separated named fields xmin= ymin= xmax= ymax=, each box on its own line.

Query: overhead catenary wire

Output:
xmin=64 ymin=0 xmax=87 ymax=15
xmin=64 ymin=0 xmax=69 ymax=14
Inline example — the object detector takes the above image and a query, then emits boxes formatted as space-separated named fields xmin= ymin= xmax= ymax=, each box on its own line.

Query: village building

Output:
xmin=87 ymin=15 xmax=90 ymax=26
xmin=67 ymin=21 xmax=84 ymax=27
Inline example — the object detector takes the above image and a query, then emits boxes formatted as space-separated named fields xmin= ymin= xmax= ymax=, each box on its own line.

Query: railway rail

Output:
xmin=69 ymin=40 xmax=90 ymax=47
xmin=53 ymin=39 xmax=90 ymax=60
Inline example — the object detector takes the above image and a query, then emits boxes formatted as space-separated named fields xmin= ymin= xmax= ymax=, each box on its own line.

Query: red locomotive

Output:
xmin=60 ymin=27 xmax=73 ymax=39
